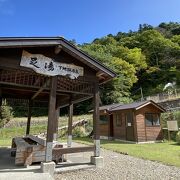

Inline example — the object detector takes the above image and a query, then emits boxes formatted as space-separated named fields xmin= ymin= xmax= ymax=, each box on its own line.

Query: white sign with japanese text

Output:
xmin=167 ymin=120 xmax=178 ymax=131
xmin=20 ymin=50 xmax=84 ymax=79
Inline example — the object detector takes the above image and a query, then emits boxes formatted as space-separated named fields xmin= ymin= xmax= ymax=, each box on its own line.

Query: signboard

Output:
xmin=20 ymin=50 xmax=84 ymax=79
xmin=167 ymin=120 xmax=178 ymax=131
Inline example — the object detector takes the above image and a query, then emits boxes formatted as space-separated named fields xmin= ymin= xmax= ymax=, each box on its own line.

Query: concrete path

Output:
xmin=0 ymin=172 xmax=53 ymax=180
xmin=0 ymin=147 xmax=53 ymax=180
xmin=0 ymin=143 xmax=94 ymax=179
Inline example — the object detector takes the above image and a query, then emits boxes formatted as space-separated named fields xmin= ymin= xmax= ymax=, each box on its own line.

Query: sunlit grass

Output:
xmin=0 ymin=114 xmax=92 ymax=146
xmin=74 ymin=137 xmax=180 ymax=167
xmin=0 ymin=125 xmax=47 ymax=138
xmin=0 ymin=138 xmax=12 ymax=147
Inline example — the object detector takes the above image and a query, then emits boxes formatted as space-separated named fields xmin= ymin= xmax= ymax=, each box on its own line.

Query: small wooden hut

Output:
xmin=99 ymin=100 xmax=165 ymax=142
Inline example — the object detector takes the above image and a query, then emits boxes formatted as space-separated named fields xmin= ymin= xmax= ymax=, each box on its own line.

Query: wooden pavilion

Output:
xmin=0 ymin=37 xmax=116 ymax=168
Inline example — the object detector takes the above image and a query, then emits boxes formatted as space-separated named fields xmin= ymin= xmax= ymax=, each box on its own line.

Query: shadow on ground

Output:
xmin=0 ymin=147 xmax=41 ymax=173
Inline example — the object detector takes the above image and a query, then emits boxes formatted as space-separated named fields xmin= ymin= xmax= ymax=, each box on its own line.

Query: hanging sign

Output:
xmin=167 ymin=120 xmax=178 ymax=131
xmin=20 ymin=50 xmax=84 ymax=79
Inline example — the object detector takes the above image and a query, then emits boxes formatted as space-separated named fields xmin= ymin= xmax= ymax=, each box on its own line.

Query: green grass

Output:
xmin=74 ymin=137 xmax=180 ymax=167
xmin=0 ymin=125 xmax=47 ymax=138
xmin=0 ymin=114 xmax=92 ymax=146
xmin=0 ymin=125 xmax=47 ymax=146
xmin=0 ymin=138 xmax=12 ymax=146
xmin=10 ymin=114 xmax=92 ymax=127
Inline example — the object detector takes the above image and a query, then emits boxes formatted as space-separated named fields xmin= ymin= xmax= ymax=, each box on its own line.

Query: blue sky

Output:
xmin=0 ymin=0 xmax=180 ymax=44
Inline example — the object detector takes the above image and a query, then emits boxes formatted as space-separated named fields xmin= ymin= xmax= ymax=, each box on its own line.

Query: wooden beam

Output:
xmin=55 ymin=107 xmax=60 ymax=140
xmin=27 ymin=105 xmax=33 ymax=125
xmin=54 ymin=45 xmax=62 ymax=54
xmin=53 ymin=98 xmax=60 ymax=141
xmin=1 ymin=86 xmax=70 ymax=97
xmin=0 ymin=81 xmax=49 ymax=91
xmin=45 ymin=76 xmax=57 ymax=162
xmin=0 ymin=88 xmax=2 ymax=106
xmin=26 ymin=100 xmax=32 ymax=135
xmin=67 ymin=96 xmax=73 ymax=147
xmin=31 ymin=79 xmax=50 ymax=100
xmin=53 ymin=146 xmax=94 ymax=155
xmin=93 ymin=81 xmax=100 ymax=157
xmin=93 ymin=82 xmax=100 ymax=140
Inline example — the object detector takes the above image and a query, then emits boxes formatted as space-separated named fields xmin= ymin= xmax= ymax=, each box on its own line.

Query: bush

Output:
xmin=161 ymin=111 xmax=180 ymax=128
xmin=0 ymin=105 xmax=13 ymax=128
xmin=176 ymin=131 xmax=180 ymax=144
xmin=162 ymin=129 xmax=177 ymax=141
xmin=58 ymin=129 xmax=67 ymax=138
xmin=73 ymin=126 xmax=86 ymax=137
xmin=84 ymin=119 xmax=93 ymax=134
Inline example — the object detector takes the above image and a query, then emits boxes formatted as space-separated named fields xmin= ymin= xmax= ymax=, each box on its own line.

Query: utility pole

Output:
xmin=140 ymin=87 xmax=144 ymax=101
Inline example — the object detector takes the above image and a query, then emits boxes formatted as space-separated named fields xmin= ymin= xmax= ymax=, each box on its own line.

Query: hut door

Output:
xmin=109 ymin=114 xmax=114 ymax=137
xmin=126 ymin=112 xmax=134 ymax=141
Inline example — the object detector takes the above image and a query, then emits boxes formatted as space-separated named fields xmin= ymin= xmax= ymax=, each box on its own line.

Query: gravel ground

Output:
xmin=55 ymin=148 xmax=180 ymax=180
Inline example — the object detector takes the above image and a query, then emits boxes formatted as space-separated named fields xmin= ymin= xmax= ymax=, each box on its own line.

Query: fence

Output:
xmin=145 ymin=89 xmax=180 ymax=103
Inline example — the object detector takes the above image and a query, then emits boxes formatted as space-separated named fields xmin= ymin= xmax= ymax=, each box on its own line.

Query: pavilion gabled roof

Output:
xmin=0 ymin=37 xmax=116 ymax=84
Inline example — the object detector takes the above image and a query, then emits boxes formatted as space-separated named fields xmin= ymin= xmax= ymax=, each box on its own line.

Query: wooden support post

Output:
xmin=53 ymin=98 xmax=61 ymax=141
xmin=53 ymin=104 xmax=60 ymax=141
xmin=67 ymin=96 xmax=73 ymax=147
xmin=46 ymin=76 xmax=57 ymax=162
xmin=168 ymin=130 xmax=171 ymax=141
xmin=0 ymin=88 xmax=2 ymax=106
xmin=26 ymin=100 xmax=32 ymax=135
xmin=93 ymin=82 xmax=100 ymax=157
xmin=0 ymin=88 xmax=2 ymax=128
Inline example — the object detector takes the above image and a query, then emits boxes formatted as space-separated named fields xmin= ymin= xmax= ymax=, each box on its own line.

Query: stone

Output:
xmin=91 ymin=156 xmax=104 ymax=168
xmin=41 ymin=161 xmax=55 ymax=176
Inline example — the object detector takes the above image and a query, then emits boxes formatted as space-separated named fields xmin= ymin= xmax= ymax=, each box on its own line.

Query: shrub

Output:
xmin=161 ymin=111 xmax=180 ymax=128
xmin=58 ymin=129 xmax=67 ymax=138
xmin=162 ymin=129 xmax=177 ymax=141
xmin=0 ymin=105 xmax=13 ymax=128
xmin=73 ymin=126 xmax=86 ymax=137
xmin=84 ymin=119 xmax=93 ymax=134
xmin=176 ymin=131 xmax=180 ymax=144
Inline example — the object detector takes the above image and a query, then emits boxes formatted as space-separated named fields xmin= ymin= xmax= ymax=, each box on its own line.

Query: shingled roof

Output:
xmin=99 ymin=103 xmax=122 ymax=111
xmin=97 ymin=100 xmax=166 ymax=113
xmin=109 ymin=100 xmax=165 ymax=112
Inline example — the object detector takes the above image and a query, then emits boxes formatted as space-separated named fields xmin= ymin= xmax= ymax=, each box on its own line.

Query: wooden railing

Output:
xmin=0 ymin=69 xmax=49 ymax=88
xmin=0 ymin=69 xmax=94 ymax=95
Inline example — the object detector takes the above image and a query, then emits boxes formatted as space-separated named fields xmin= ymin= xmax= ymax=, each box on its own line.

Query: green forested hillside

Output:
xmin=79 ymin=22 xmax=180 ymax=105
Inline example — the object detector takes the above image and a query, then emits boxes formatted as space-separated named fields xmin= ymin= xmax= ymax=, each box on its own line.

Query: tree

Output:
xmin=80 ymin=38 xmax=146 ymax=104
xmin=77 ymin=22 xmax=180 ymax=108
xmin=171 ymin=35 xmax=180 ymax=45
xmin=0 ymin=104 xmax=13 ymax=128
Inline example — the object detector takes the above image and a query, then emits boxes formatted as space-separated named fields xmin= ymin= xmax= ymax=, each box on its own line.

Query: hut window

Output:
xmin=145 ymin=113 xmax=160 ymax=126
xmin=100 ymin=115 xmax=108 ymax=124
xmin=116 ymin=114 xmax=122 ymax=126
